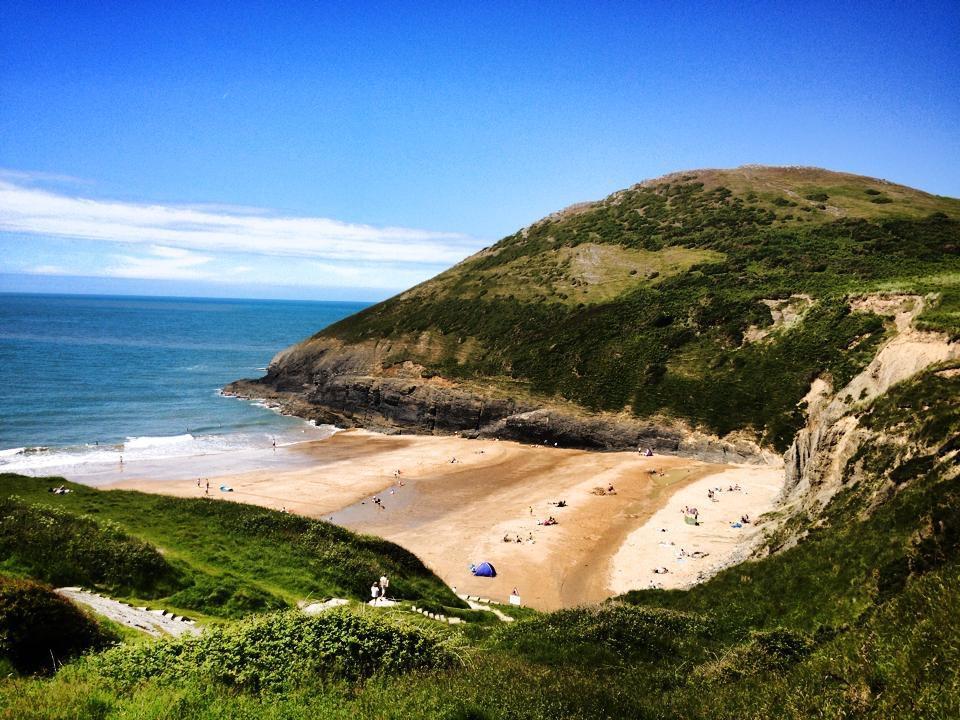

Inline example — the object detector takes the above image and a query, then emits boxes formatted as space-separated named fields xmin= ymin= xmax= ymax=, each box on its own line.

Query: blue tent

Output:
xmin=471 ymin=561 xmax=497 ymax=578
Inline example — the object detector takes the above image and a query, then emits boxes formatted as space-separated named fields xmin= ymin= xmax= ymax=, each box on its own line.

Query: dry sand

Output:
xmin=108 ymin=430 xmax=784 ymax=610
xmin=608 ymin=466 xmax=783 ymax=594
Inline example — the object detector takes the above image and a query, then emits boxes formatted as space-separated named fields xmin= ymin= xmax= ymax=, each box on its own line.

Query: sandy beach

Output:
xmin=106 ymin=429 xmax=784 ymax=610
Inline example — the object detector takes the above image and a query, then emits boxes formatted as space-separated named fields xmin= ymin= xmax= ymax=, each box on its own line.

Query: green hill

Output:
xmin=230 ymin=166 xmax=960 ymax=454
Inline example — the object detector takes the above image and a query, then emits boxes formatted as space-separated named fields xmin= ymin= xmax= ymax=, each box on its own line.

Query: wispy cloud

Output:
xmin=0 ymin=178 xmax=480 ymax=266
xmin=28 ymin=264 xmax=70 ymax=275
xmin=0 ymin=168 xmax=93 ymax=187
xmin=102 ymin=245 xmax=215 ymax=280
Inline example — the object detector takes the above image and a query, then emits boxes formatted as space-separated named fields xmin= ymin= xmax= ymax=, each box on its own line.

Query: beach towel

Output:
xmin=684 ymin=514 xmax=699 ymax=526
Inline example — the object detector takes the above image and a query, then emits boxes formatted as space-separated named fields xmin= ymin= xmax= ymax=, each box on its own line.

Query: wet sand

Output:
xmin=108 ymin=429 xmax=783 ymax=610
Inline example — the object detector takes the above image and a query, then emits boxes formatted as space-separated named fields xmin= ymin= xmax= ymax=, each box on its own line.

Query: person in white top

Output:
xmin=370 ymin=583 xmax=380 ymax=601
xmin=379 ymin=575 xmax=389 ymax=597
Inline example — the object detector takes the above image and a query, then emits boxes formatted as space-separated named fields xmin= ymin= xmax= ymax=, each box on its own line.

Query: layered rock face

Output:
xmin=784 ymin=295 xmax=959 ymax=507
xmin=226 ymin=339 xmax=772 ymax=464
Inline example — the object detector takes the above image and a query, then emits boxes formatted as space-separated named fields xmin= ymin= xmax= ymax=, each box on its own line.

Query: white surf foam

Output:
xmin=124 ymin=433 xmax=196 ymax=450
xmin=0 ymin=424 xmax=338 ymax=477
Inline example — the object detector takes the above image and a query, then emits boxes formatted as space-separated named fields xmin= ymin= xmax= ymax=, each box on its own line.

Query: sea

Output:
xmin=0 ymin=293 xmax=370 ymax=482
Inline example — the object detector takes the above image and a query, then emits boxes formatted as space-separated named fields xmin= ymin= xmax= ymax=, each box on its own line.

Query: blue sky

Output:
xmin=1 ymin=1 xmax=958 ymax=301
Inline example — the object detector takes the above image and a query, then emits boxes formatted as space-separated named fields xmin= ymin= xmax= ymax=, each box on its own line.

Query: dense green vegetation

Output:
xmin=0 ymin=474 xmax=462 ymax=619
xmin=0 ymin=497 xmax=180 ymax=596
xmin=0 ymin=576 xmax=115 ymax=675
xmin=90 ymin=608 xmax=456 ymax=690
xmin=314 ymin=168 xmax=960 ymax=449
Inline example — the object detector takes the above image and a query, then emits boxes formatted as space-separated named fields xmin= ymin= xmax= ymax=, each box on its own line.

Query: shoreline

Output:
xmin=7 ymin=425 xmax=337 ymax=487
xmin=102 ymin=428 xmax=785 ymax=610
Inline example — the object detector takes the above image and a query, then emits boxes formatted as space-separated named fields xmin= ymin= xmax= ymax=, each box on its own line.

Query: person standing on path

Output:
xmin=379 ymin=575 xmax=389 ymax=598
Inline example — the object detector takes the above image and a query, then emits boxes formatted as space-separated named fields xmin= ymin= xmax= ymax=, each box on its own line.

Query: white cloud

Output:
xmin=0 ymin=168 xmax=93 ymax=187
xmin=0 ymin=179 xmax=480 ymax=266
xmin=28 ymin=264 xmax=69 ymax=275
xmin=103 ymin=245 xmax=215 ymax=280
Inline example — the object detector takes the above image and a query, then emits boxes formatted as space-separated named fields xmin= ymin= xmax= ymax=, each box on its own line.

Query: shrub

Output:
xmin=494 ymin=603 xmax=712 ymax=664
xmin=165 ymin=574 xmax=287 ymax=619
xmin=0 ymin=576 xmax=114 ymax=674
xmin=91 ymin=608 xmax=457 ymax=690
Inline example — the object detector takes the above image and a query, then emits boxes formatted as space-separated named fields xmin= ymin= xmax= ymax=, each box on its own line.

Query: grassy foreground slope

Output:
xmin=277 ymin=166 xmax=960 ymax=450
xmin=0 ymin=474 xmax=463 ymax=618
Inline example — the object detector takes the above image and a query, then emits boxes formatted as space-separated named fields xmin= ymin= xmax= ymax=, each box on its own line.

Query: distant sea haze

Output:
xmin=0 ymin=294 xmax=368 ymax=478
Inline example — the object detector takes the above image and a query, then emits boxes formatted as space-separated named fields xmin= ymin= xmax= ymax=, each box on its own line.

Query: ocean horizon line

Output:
xmin=0 ymin=288 xmax=379 ymax=305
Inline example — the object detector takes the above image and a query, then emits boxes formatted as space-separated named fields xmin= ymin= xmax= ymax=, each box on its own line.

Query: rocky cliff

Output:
xmin=226 ymin=338 xmax=774 ymax=464
xmin=783 ymin=295 xmax=959 ymax=509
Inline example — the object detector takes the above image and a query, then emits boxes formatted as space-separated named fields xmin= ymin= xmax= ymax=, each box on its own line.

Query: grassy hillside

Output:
xmin=0 ymin=475 xmax=463 ymax=618
xmin=296 ymin=166 xmax=960 ymax=449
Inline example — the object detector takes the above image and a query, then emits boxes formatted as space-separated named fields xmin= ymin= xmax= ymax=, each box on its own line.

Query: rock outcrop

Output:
xmin=226 ymin=338 xmax=774 ymax=464
xmin=784 ymin=295 xmax=959 ymax=508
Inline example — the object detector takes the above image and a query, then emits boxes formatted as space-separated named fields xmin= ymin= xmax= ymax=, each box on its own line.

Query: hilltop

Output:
xmin=230 ymin=165 xmax=959 ymax=456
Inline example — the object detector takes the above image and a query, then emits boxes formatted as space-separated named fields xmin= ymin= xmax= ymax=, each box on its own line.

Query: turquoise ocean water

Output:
xmin=0 ymin=294 xmax=368 ymax=478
